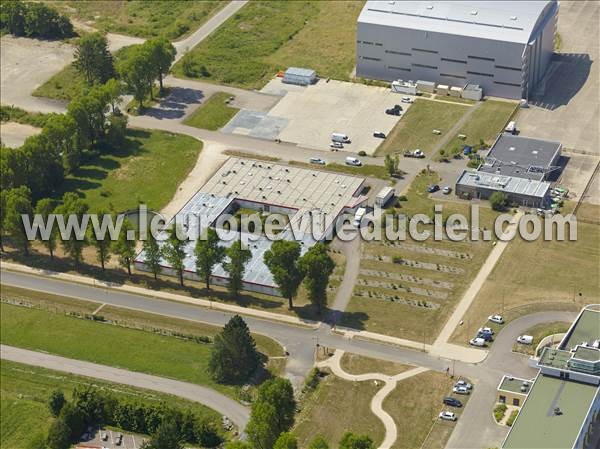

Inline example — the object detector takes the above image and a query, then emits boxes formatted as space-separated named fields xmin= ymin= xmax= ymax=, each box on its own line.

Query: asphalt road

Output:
xmin=1 ymin=344 xmax=250 ymax=430
xmin=0 ymin=271 xmax=577 ymax=448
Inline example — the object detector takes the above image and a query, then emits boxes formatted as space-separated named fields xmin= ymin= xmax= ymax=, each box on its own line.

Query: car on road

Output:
xmin=442 ymin=186 xmax=452 ymax=194
xmin=345 ymin=156 xmax=362 ymax=166
xmin=517 ymin=335 xmax=534 ymax=345
xmin=469 ymin=337 xmax=486 ymax=347
xmin=310 ymin=157 xmax=326 ymax=165
xmin=373 ymin=131 xmax=386 ymax=139
xmin=454 ymin=380 xmax=472 ymax=390
xmin=488 ymin=314 xmax=504 ymax=324
xmin=427 ymin=184 xmax=440 ymax=193
xmin=439 ymin=411 xmax=457 ymax=421
xmin=453 ymin=386 xmax=470 ymax=395
xmin=330 ymin=141 xmax=343 ymax=149
xmin=401 ymin=96 xmax=413 ymax=103
xmin=443 ymin=397 xmax=463 ymax=407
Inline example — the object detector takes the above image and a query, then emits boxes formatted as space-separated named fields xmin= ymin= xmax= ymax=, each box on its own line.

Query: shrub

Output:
xmin=493 ymin=403 xmax=507 ymax=422
xmin=392 ymin=256 xmax=402 ymax=264
xmin=48 ymin=390 xmax=66 ymax=417
xmin=489 ymin=192 xmax=508 ymax=211
xmin=507 ymin=410 xmax=519 ymax=427
xmin=303 ymin=367 xmax=321 ymax=392
xmin=358 ymin=151 xmax=367 ymax=156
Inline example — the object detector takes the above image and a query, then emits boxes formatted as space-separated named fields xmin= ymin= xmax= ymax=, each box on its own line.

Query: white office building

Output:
xmin=356 ymin=1 xmax=559 ymax=99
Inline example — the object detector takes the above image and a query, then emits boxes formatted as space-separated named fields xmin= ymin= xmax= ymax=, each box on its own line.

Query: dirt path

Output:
xmin=318 ymin=350 xmax=428 ymax=449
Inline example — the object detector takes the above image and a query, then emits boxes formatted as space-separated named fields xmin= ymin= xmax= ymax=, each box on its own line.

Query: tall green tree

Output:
xmin=48 ymin=390 xmax=66 ymax=417
xmin=143 ymin=232 xmax=163 ymax=280
xmin=5 ymin=186 xmax=33 ymax=255
xmin=113 ymin=218 xmax=136 ymax=275
xmin=247 ymin=378 xmax=296 ymax=449
xmin=264 ymin=240 xmax=303 ymax=309
xmin=194 ymin=227 xmax=225 ymax=290
xmin=67 ymin=84 xmax=111 ymax=149
xmin=89 ymin=210 xmax=111 ymax=270
xmin=46 ymin=417 xmax=71 ymax=449
xmin=339 ymin=433 xmax=374 ymax=449
xmin=489 ymin=191 xmax=508 ymax=211
xmin=308 ymin=436 xmax=329 ymax=449
xmin=74 ymin=32 xmax=114 ymax=85
xmin=103 ymin=78 xmax=123 ymax=114
xmin=208 ymin=315 xmax=259 ymax=383
xmin=224 ymin=240 xmax=252 ymax=298
xmin=117 ymin=45 xmax=154 ymax=110
xmin=384 ymin=154 xmax=400 ymax=177
xmin=147 ymin=38 xmax=176 ymax=92
xmin=55 ymin=192 xmax=88 ymax=266
xmin=163 ymin=227 xmax=187 ymax=286
xmin=1 ymin=0 xmax=26 ymax=36
xmin=41 ymin=114 xmax=81 ymax=174
xmin=35 ymin=198 xmax=58 ymax=259
xmin=144 ymin=417 xmax=183 ymax=449
xmin=298 ymin=243 xmax=335 ymax=314
xmin=274 ymin=432 xmax=298 ymax=449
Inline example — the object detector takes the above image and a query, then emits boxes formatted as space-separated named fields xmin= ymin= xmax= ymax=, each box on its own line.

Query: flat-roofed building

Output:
xmin=356 ymin=1 xmax=559 ymax=99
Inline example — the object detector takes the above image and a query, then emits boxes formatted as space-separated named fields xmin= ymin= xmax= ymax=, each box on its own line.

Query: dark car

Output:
xmin=443 ymin=397 xmax=463 ymax=407
xmin=373 ymin=132 xmax=386 ymax=138
xmin=385 ymin=108 xmax=401 ymax=116
xmin=477 ymin=332 xmax=494 ymax=342
xmin=427 ymin=185 xmax=440 ymax=193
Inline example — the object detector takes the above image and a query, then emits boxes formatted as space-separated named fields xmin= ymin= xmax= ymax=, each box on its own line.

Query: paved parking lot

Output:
xmin=516 ymin=1 xmax=599 ymax=155
xmin=224 ymin=78 xmax=406 ymax=155
xmin=557 ymin=152 xmax=600 ymax=204
xmin=79 ymin=428 xmax=146 ymax=449
xmin=0 ymin=122 xmax=41 ymax=148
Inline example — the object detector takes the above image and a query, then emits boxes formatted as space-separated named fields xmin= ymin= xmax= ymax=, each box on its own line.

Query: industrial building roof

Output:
xmin=503 ymin=375 xmax=599 ymax=449
xmin=136 ymin=158 xmax=365 ymax=291
xmin=456 ymin=169 xmax=550 ymax=198
xmin=358 ymin=1 xmax=556 ymax=44
xmin=479 ymin=134 xmax=562 ymax=180
xmin=560 ymin=305 xmax=600 ymax=350
xmin=498 ymin=376 xmax=532 ymax=395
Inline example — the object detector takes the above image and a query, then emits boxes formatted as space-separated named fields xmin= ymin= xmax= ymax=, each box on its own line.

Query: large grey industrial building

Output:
xmin=356 ymin=0 xmax=559 ymax=99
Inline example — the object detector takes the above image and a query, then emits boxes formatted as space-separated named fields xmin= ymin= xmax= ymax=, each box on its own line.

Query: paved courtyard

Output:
xmin=223 ymin=78 xmax=406 ymax=155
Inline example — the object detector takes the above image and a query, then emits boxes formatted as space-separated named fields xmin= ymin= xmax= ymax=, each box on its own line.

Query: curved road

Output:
xmin=0 ymin=344 xmax=250 ymax=430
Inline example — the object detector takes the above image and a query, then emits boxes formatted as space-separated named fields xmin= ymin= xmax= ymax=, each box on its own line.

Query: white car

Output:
xmin=478 ymin=327 xmax=494 ymax=335
xmin=330 ymin=141 xmax=343 ymax=149
xmin=439 ymin=411 xmax=457 ymax=421
xmin=453 ymin=386 xmax=470 ymax=395
xmin=455 ymin=380 xmax=473 ymax=390
xmin=488 ymin=315 xmax=504 ymax=324
xmin=442 ymin=186 xmax=452 ymax=195
xmin=401 ymin=96 xmax=413 ymax=103
xmin=517 ymin=335 xmax=534 ymax=345
xmin=469 ymin=337 xmax=486 ymax=347
xmin=309 ymin=157 xmax=326 ymax=165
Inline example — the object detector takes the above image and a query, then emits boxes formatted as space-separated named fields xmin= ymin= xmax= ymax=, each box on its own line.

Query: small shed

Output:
xmin=437 ymin=84 xmax=449 ymax=96
xmin=282 ymin=67 xmax=317 ymax=86
xmin=449 ymin=86 xmax=463 ymax=97
xmin=417 ymin=79 xmax=436 ymax=93
xmin=391 ymin=79 xmax=417 ymax=95
xmin=462 ymin=84 xmax=483 ymax=101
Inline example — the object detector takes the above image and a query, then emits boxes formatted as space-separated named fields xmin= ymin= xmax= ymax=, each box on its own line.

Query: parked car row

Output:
xmin=469 ymin=317 xmax=504 ymax=347
xmin=439 ymin=379 xmax=473 ymax=422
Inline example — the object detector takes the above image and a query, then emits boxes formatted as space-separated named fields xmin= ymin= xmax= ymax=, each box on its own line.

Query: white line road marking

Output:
xmin=92 ymin=303 xmax=106 ymax=315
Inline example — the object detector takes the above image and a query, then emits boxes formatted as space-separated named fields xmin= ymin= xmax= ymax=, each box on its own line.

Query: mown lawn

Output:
xmin=47 ymin=0 xmax=225 ymax=40
xmin=172 ymin=1 xmax=364 ymax=89
xmin=184 ymin=92 xmax=239 ymax=130
xmin=0 ymin=303 xmax=271 ymax=399
xmin=293 ymin=370 xmax=384 ymax=447
xmin=340 ymin=353 xmax=411 ymax=377
xmin=55 ymin=128 xmax=201 ymax=213
xmin=376 ymin=100 xmax=469 ymax=156
xmin=0 ymin=360 xmax=223 ymax=449
xmin=441 ymin=100 xmax=517 ymax=155
xmin=512 ymin=321 xmax=571 ymax=356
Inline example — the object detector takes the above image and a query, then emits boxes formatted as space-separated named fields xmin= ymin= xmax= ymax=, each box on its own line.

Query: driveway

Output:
xmin=0 ymin=344 xmax=250 ymax=430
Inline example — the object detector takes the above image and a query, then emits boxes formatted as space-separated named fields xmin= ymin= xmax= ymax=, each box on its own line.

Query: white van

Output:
xmin=505 ymin=121 xmax=517 ymax=134
xmin=345 ymin=156 xmax=362 ymax=166
xmin=332 ymin=133 xmax=351 ymax=143
xmin=353 ymin=207 xmax=367 ymax=227
xmin=517 ymin=335 xmax=533 ymax=345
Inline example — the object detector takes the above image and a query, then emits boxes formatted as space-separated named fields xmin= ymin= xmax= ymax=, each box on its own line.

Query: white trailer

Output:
xmin=332 ymin=133 xmax=351 ymax=143
xmin=375 ymin=186 xmax=395 ymax=207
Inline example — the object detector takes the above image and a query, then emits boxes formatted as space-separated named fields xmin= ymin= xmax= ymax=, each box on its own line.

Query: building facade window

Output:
xmin=388 ymin=66 xmax=411 ymax=71
xmin=468 ymin=55 xmax=495 ymax=62
xmin=441 ymin=57 xmax=467 ymax=64
xmin=385 ymin=50 xmax=412 ymax=56
xmin=494 ymin=81 xmax=521 ymax=87
xmin=413 ymin=63 xmax=438 ymax=69
xmin=495 ymin=65 xmax=522 ymax=72
xmin=412 ymin=48 xmax=439 ymax=54
xmin=375 ymin=42 xmax=383 ymax=46
xmin=440 ymin=73 xmax=466 ymax=79
xmin=361 ymin=56 xmax=381 ymax=61
xmin=467 ymin=70 xmax=494 ymax=77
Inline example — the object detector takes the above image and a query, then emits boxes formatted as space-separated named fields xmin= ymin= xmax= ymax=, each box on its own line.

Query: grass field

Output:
xmin=441 ymin=100 xmax=517 ymax=156
xmin=450 ymin=221 xmax=600 ymax=344
xmin=47 ymin=1 xmax=225 ymax=40
xmin=55 ymin=128 xmax=201 ymax=213
xmin=0 ymin=302 xmax=282 ymax=400
xmin=0 ymin=360 xmax=223 ymax=449
xmin=340 ymin=353 xmax=411 ymax=377
xmin=512 ymin=321 xmax=571 ymax=356
xmin=340 ymin=171 xmax=503 ymax=341
xmin=183 ymin=92 xmax=239 ymax=130
xmin=375 ymin=100 xmax=469 ymax=156
xmin=293 ymin=370 xmax=384 ymax=447
xmin=172 ymin=1 xmax=364 ymax=89
xmin=32 ymin=64 xmax=87 ymax=101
